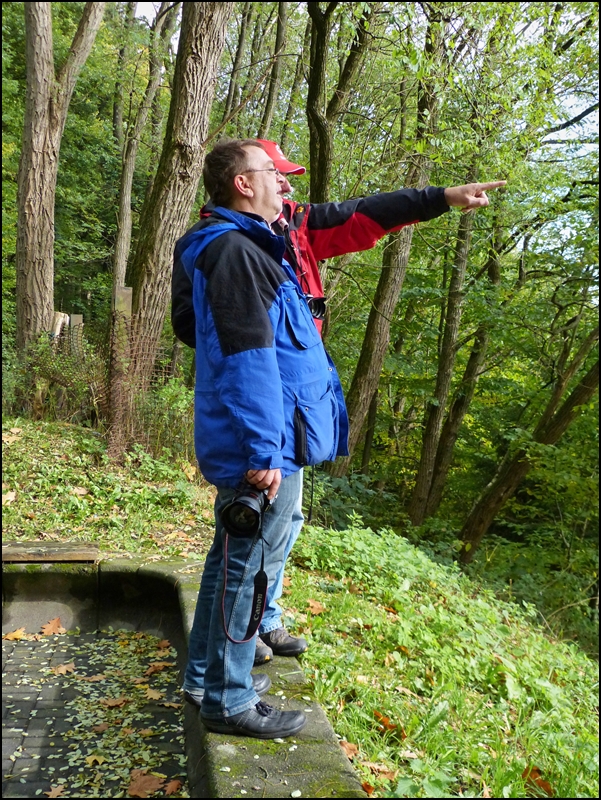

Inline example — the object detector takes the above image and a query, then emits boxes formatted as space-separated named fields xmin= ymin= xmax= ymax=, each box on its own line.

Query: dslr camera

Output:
xmin=220 ymin=480 xmax=271 ymax=538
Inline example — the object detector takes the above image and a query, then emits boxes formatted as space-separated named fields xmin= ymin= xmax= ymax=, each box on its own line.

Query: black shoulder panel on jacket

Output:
xmin=202 ymin=231 xmax=285 ymax=357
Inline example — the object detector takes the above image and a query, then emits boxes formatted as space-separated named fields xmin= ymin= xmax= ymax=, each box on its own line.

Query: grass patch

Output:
xmin=2 ymin=418 xmax=215 ymax=559
xmin=283 ymin=517 xmax=599 ymax=798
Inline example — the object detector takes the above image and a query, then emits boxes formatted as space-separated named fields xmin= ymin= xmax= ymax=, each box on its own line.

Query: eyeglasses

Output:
xmin=241 ymin=167 xmax=282 ymax=177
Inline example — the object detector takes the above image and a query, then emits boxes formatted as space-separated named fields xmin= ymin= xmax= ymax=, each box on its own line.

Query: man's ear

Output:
xmin=233 ymin=174 xmax=253 ymax=198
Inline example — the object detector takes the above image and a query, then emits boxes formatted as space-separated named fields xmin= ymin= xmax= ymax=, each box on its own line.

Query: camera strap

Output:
xmin=221 ymin=532 xmax=268 ymax=645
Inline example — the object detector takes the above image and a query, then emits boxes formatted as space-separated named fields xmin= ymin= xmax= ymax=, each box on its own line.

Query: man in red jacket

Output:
xmin=171 ymin=138 xmax=505 ymax=667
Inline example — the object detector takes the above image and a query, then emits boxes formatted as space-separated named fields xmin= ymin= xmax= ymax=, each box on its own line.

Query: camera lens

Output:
xmin=230 ymin=505 xmax=258 ymax=532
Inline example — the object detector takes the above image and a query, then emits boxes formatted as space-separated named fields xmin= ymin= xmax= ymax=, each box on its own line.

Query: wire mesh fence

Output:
xmin=4 ymin=315 xmax=195 ymax=464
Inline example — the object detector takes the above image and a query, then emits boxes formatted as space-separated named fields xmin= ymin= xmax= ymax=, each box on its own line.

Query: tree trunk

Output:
xmin=280 ymin=17 xmax=311 ymax=152
xmin=306 ymin=1 xmax=372 ymax=204
xmin=257 ymin=1 xmax=287 ymax=139
xmin=112 ymin=1 xmax=137 ymax=149
xmin=329 ymin=226 xmax=415 ymax=477
xmin=408 ymin=209 xmax=475 ymax=525
xmin=222 ymin=1 xmax=253 ymax=122
xmin=460 ymin=356 xmax=599 ymax=564
xmin=128 ymin=1 xmax=231 ymax=377
xmin=361 ymin=389 xmax=378 ymax=474
xmin=423 ymin=233 xmax=503 ymax=519
xmin=113 ymin=2 xmax=179 ymax=288
xmin=16 ymin=2 xmax=106 ymax=353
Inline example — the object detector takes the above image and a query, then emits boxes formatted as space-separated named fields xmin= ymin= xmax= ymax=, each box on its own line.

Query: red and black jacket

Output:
xmin=172 ymin=187 xmax=449 ymax=346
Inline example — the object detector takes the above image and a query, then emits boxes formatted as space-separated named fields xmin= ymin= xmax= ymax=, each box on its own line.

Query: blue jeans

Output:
xmin=183 ymin=470 xmax=303 ymax=719
xmin=259 ymin=471 xmax=304 ymax=635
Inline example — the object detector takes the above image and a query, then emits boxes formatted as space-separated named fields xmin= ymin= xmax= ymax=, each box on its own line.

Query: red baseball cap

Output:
xmin=255 ymin=139 xmax=306 ymax=175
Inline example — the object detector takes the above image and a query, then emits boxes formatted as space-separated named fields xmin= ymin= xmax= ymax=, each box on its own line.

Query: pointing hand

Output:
xmin=444 ymin=181 xmax=507 ymax=212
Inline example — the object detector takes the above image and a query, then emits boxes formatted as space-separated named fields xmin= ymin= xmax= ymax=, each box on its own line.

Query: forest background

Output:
xmin=2 ymin=0 xmax=599 ymax=663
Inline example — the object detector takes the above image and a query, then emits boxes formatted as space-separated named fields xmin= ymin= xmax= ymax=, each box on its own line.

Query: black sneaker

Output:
xmin=201 ymin=700 xmax=306 ymax=739
xmin=254 ymin=637 xmax=273 ymax=666
xmin=184 ymin=673 xmax=272 ymax=707
xmin=260 ymin=627 xmax=308 ymax=657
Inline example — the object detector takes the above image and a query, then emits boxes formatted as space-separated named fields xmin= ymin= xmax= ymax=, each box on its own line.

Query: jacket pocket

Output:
xmin=293 ymin=387 xmax=337 ymax=466
xmin=283 ymin=288 xmax=322 ymax=350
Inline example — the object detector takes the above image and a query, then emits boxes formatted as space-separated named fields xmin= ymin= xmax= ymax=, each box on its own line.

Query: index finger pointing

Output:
xmin=477 ymin=181 xmax=507 ymax=190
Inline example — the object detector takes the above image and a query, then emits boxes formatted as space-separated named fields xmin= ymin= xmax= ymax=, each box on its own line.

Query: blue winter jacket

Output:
xmin=176 ymin=206 xmax=349 ymax=488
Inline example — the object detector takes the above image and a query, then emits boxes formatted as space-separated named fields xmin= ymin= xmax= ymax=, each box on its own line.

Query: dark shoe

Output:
xmin=201 ymin=700 xmax=306 ymax=739
xmin=254 ymin=637 xmax=273 ymax=667
xmin=260 ymin=627 xmax=308 ymax=657
xmin=184 ymin=673 xmax=271 ymax=707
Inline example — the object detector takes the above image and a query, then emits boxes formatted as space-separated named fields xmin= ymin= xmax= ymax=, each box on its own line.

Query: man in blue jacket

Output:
xmin=176 ymin=138 xmax=349 ymax=738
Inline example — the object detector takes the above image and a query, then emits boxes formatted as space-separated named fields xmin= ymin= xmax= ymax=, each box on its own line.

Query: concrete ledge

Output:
xmin=2 ymin=554 xmax=365 ymax=798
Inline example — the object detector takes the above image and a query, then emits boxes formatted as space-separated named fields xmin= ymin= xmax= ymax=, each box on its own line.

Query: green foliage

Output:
xmin=286 ymin=519 xmax=598 ymax=798
xmin=2 ymin=419 xmax=214 ymax=558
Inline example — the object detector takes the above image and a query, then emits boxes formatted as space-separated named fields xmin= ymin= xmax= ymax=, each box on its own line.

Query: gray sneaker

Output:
xmin=260 ymin=627 xmax=308 ymax=657
xmin=201 ymin=700 xmax=306 ymax=739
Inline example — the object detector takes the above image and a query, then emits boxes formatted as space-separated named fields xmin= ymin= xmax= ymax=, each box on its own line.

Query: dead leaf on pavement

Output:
xmin=165 ymin=779 xmax=183 ymax=795
xmin=339 ymin=740 xmax=359 ymax=760
xmin=52 ymin=662 xmax=75 ymax=675
xmin=41 ymin=617 xmax=66 ymax=635
xmin=79 ymin=674 xmax=106 ymax=682
xmin=100 ymin=696 xmax=129 ymax=708
xmin=2 ymin=490 xmax=16 ymax=504
xmin=139 ymin=728 xmax=155 ymax=736
xmin=144 ymin=661 xmax=174 ymax=676
xmin=92 ymin=722 xmax=110 ymax=733
xmin=161 ymin=702 xmax=183 ymax=709
xmin=307 ymin=598 xmax=326 ymax=614
xmin=144 ymin=688 xmax=163 ymax=700
xmin=156 ymin=648 xmax=171 ymax=658
xmin=3 ymin=627 xmax=26 ymax=641
xmin=128 ymin=769 xmax=165 ymax=798
xmin=85 ymin=754 xmax=106 ymax=766
xmin=44 ymin=786 xmax=65 ymax=798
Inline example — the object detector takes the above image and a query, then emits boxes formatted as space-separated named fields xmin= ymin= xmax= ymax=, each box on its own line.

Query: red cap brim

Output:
xmin=255 ymin=139 xmax=306 ymax=175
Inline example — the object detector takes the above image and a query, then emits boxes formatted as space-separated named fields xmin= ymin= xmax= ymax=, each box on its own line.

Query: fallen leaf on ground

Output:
xmin=85 ymin=754 xmax=106 ymax=766
xmin=307 ymin=599 xmax=326 ymax=614
xmin=2 ymin=490 xmax=16 ymax=504
xmin=44 ymin=786 xmax=65 ymax=798
xmin=482 ymin=784 xmax=492 ymax=798
xmin=92 ymin=722 xmax=110 ymax=733
xmin=339 ymin=740 xmax=359 ymax=760
xmin=79 ymin=674 xmax=106 ymax=682
xmin=161 ymin=702 xmax=183 ymax=709
xmin=52 ymin=662 xmax=75 ymax=675
xmin=144 ymin=688 xmax=163 ymax=700
xmin=10 ymin=427 xmax=22 ymax=434
xmin=156 ymin=648 xmax=171 ymax=658
xmin=70 ymin=486 xmax=89 ymax=496
xmin=128 ymin=769 xmax=165 ymax=798
xmin=144 ymin=661 xmax=175 ymax=676
xmin=3 ymin=627 xmax=26 ymax=641
xmin=122 ymin=727 xmax=136 ymax=735
xmin=362 ymin=762 xmax=399 ymax=781
xmin=100 ymin=696 xmax=129 ymax=708
xmin=165 ymin=779 xmax=183 ymax=795
xmin=361 ymin=782 xmax=375 ymax=796
xmin=41 ymin=618 xmax=66 ymax=635
xmin=395 ymin=685 xmax=420 ymax=699
xmin=398 ymin=749 xmax=421 ymax=759
xmin=139 ymin=728 xmax=155 ymax=736
xmin=2 ymin=435 xmax=20 ymax=445
xmin=522 ymin=765 xmax=554 ymax=797
xmin=373 ymin=710 xmax=401 ymax=733
xmin=283 ymin=576 xmax=292 ymax=587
